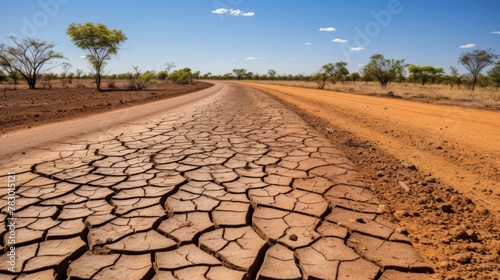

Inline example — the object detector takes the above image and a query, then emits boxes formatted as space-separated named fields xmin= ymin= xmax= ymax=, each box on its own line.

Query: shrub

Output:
xmin=167 ymin=68 xmax=192 ymax=85
xmin=128 ymin=66 xmax=155 ymax=90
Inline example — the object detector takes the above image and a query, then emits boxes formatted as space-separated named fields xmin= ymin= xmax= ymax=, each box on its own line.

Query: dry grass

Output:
xmin=247 ymin=80 xmax=500 ymax=109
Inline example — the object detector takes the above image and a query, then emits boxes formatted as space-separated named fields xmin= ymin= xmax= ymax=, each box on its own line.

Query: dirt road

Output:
xmin=0 ymin=83 xmax=432 ymax=279
xmin=242 ymin=83 xmax=500 ymax=215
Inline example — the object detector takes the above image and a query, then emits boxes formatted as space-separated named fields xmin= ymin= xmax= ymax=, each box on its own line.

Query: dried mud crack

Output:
xmin=1 ymin=83 xmax=433 ymax=279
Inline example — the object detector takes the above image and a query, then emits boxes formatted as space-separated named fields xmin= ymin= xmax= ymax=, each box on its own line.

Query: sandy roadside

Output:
xmin=241 ymin=82 xmax=499 ymax=215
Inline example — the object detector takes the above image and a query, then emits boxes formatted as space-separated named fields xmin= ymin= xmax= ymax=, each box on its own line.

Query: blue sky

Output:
xmin=1 ymin=0 xmax=499 ymax=76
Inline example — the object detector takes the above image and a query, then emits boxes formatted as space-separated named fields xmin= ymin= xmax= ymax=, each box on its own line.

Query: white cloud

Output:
xmin=79 ymin=55 xmax=86 ymax=59
xmin=492 ymin=31 xmax=500 ymax=34
xmin=212 ymin=8 xmax=255 ymax=17
xmin=459 ymin=43 xmax=476 ymax=49
xmin=304 ymin=42 xmax=312 ymax=45
xmin=212 ymin=8 xmax=228 ymax=14
xmin=319 ymin=27 xmax=336 ymax=32
xmin=357 ymin=64 xmax=365 ymax=67
xmin=332 ymin=38 xmax=348 ymax=43
xmin=350 ymin=47 xmax=365 ymax=51
xmin=289 ymin=58 xmax=299 ymax=61
xmin=245 ymin=57 xmax=257 ymax=60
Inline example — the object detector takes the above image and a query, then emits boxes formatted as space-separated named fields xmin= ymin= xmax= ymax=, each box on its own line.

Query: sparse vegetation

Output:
xmin=459 ymin=49 xmax=498 ymax=91
xmin=168 ymin=68 xmax=193 ymax=85
xmin=66 ymin=22 xmax=127 ymax=91
xmin=0 ymin=36 xmax=65 ymax=89
xmin=362 ymin=54 xmax=406 ymax=88
xmin=127 ymin=66 xmax=156 ymax=90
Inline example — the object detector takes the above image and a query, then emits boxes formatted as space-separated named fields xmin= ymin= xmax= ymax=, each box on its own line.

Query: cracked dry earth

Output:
xmin=1 ymin=84 xmax=433 ymax=279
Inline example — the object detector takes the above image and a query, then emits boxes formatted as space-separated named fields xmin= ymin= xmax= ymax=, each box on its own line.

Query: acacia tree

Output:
xmin=408 ymin=65 xmax=443 ymax=86
xmin=363 ymin=54 xmax=405 ymax=88
xmin=67 ymin=22 xmax=127 ymax=90
xmin=321 ymin=62 xmax=349 ymax=84
xmin=459 ymin=49 xmax=498 ymax=91
xmin=268 ymin=69 xmax=277 ymax=80
xmin=232 ymin=68 xmax=247 ymax=80
xmin=449 ymin=66 xmax=465 ymax=89
xmin=0 ymin=36 xmax=65 ymax=89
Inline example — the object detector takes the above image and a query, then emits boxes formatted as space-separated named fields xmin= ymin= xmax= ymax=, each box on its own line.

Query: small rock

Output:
xmin=439 ymin=261 xmax=452 ymax=268
xmin=289 ymin=234 xmax=298 ymax=241
xmin=441 ymin=203 xmax=454 ymax=213
xmin=398 ymin=181 xmax=410 ymax=192
xmin=393 ymin=210 xmax=410 ymax=220
xmin=466 ymin=230 xmax=478 ymax=242
xmin=417 ymin=197 xmax=429 ymax=204
xmin=450 ymin=226 xmax=468 ymax=240
xmin=425 ymin=176 xmax=436 ymax=183
xmin=395 ymin=227 xmax=408 ymax=235
xmin=450 ymin=252 xmax=472 ymax=264
xmin=376 ymin=171 xmax=385 ymax=177
xmin=440 ymin=236 xmax=452 ymax=244
xmin=355 ymin=218 xmax=366 ymax=224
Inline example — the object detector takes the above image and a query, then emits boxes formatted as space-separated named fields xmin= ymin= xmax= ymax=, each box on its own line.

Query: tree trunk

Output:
xmin=28 ymin=78 xmax=36 ymax=89
xmin=95 ymin=74 xmax=101 ymax=91
xmin=471 ymin=76 xmax=477 ymax=91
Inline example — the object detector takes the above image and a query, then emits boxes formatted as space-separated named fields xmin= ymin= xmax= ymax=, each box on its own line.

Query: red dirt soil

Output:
xmin=0 ymin=80 xmax=213 ymax=134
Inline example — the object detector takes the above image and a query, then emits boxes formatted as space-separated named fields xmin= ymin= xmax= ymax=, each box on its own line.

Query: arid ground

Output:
xmin=0 ymin=80 xmax=213 ymax=134
xmin=0 ymin=81 xmax=499 ymax=279
xmin=241 ymin=82 xmax=500 ymax=279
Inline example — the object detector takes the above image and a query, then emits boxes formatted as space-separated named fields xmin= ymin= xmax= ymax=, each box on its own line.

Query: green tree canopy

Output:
xmin=363 ymin=54 xmax=405 ymax=88
xmin=408 ymin=65 xmax=443 ymax=86
xmin=267 ymin=69 xmax=277 ymax=80
xmin=66 ymin=22 xmax=127 ymax=90
xmin=0 ymin=36 xmax=65 ymax=89
xmin=459 ymin=49 xmax=498 ymax=91
xmin=168 ymin=68 xmax=192 ymax=84
xmin=232 ymin=68 xmax=248 ymax=80
xmin=321 ymin=62 xmax=349 ymax=84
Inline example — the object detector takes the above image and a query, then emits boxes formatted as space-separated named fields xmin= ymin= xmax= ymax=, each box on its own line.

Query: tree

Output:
xmin=0 ymin=59 xmax=20 ymax=84
xmin=157 ymin=71 xmax=169 ymax=80
xmin=192 ymin=71 xmax=201 ymax=80
xmin=0 ymin=36 xmax=65 ymax=89
xmin=488 ymin=61 xmax=500 ymax=89
xmin=349 ymin=72 xmax=361 ymax=83
xmin=459 ymin=49 xmax=498 ymax=91
xmin=363 ymin=54 xmax=405 ymax=88
xmin=232 ymin=68 xmax=247 ymax=80
xmin=321 ymin=62 xmax=349 ymax=84
xmin=165 ymin=62 xmax=176 ymax=75
xmin=313 ymin=72 xmax=327 ymax=89
xmin=408 ymin=65 xmax=443 ymax=86
xmin=449 ymin=66 xmax=465 ymax=89
xmin=59 ymin=63 xmax=72 ymax=87
xmin=67 ymin=22 xmax=127 ymax=90
xmin=168 ymin=68 xmax=192 ymax=84
xmin=268 ymin=69 xmax=277 ymax=80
